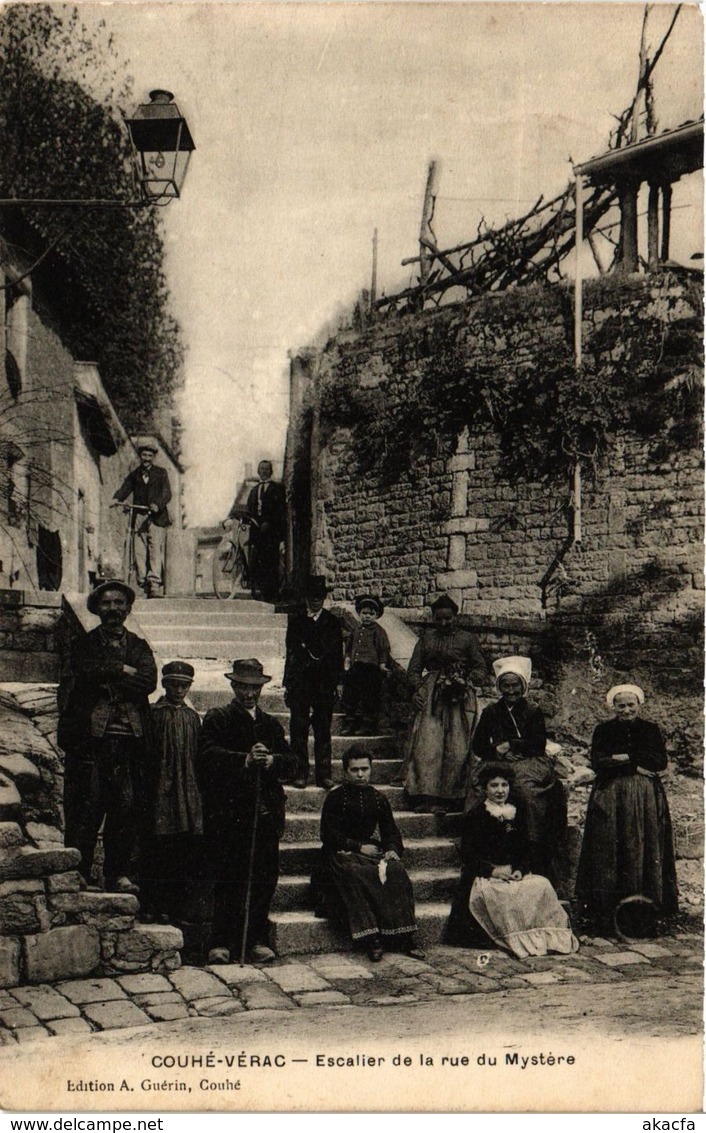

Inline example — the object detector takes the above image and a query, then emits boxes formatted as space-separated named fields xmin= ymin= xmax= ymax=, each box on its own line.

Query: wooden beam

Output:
xmin=618 ymin=182 xmax=639 ymax=272
xmin=419 ymin=161 xmax=439 ymax=286
xmin=661 ymin=182 xmax=672 ymax=261
xmin=647 ymin=182 xmax=660 ymax=269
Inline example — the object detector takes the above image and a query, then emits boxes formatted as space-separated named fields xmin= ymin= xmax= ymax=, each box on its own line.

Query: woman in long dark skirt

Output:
xmin=313 ymin=745 xmax=425 ymax=961
xmin=576 ymin=683 xmax=678 ymax=936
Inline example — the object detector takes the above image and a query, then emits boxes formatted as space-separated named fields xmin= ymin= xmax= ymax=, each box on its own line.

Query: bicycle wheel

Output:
xmin=213 ymin=538 xmax=238 ymax=599
xmin=231 ymin=545 xmax=249 ymax=593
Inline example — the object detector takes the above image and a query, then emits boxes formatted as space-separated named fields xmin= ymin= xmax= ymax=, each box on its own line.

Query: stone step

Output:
xmin=271 ymin=868 xmax=459 ymax=912
xmin=269 ymin=902 xmax=451 ymax=956
xmin=279 ymin=837 xmax=460 ymax=874
xmin=282 ymin=811 xmax=449 ymax=843
xmin=190 ymin=688 xmax=287 ymax=711
xmin=135 ymin=611 xmax=288 ymax=628
xmin=134 ymin=598 xmax=269 ymax=615
xmin=149 ymin=640 xmax=287 ymax=660
xmin=284 ymin=784 xmax=406 ymax=812
xmin=145 ymin=625 xmax=286 ymax=644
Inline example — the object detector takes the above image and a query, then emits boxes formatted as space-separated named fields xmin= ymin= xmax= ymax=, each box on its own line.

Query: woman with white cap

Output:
xmin=575 ymin=684 xmax=678 ymax=936
xmin=470 ymin=656 xmax=567 ymax=884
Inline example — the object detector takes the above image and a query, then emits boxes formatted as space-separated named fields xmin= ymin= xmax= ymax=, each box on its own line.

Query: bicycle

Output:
xmin=117 ymin=503 xmax=151 ymax=590
xmin=213 ymin=516 xmax=253 ymax=600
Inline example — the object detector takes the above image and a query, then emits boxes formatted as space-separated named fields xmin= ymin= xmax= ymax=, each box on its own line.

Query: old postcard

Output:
xmin=0 ymin=0 xmax=702 ymax=1115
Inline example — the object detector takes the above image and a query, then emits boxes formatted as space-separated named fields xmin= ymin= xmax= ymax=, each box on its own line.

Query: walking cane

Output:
xmin=239 ymin=760 xmax=262 ymax=966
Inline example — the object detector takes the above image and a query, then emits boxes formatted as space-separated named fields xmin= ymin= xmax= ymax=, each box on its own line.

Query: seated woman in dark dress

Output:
xmin=576 ymin=683 xmax=678 ymax=937
xmin=469 ymin=655 xmax=566 ymax=884
xmin=313 ymin=745 xmax=425 ymax=962
xmin=446 ymin=763 xmax=577 ymax=959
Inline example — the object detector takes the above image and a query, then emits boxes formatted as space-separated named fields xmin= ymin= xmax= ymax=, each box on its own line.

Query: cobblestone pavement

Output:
xmin=0 ymin=927 xmax=701 ymax=1045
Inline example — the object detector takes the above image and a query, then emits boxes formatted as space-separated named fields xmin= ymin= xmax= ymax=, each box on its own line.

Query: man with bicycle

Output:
xmin=111 ymin=439 xmax=172 ymax=598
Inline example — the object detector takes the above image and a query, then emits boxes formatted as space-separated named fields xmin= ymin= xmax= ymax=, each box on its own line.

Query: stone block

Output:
xmin=436 ymin=570 xmax=478 ymax=590
xmin=114 ymin=924 xmax=182 ymax=963
xmin=205 ymin=963 xmax=270 ymax=985
xmin=144 ymin=1000 xmax=191 ymax=1022
xmin=294 ymin=991 xmax=350 ymax=1006
xmin=0 ymin=775 xmax=21 ymax=819
xmin=46 ymin=872 xmax=83 ymax=895
xmin=26 ymin=823 xmax=62 ymax=845
xmin=0 ymin=824 xmax=24 ymax=849
xmin=191 ymin=996 xmax=243 ymax=1017
xmin=81 ymin=1000 xmax=152 ymax=1031
xmin=0 ymin=847 xmax=81 ymax=881
xmin=14 ymin=1026 xmax=52 ymax=1043
xmin=594 ymin=951 xmax=650 ymax=967
xmin=0 ymin=753 xmax=41 ymax=788
xmin=117 ymin=972 xmax=173 ymax=995
xmin=0 ymin=937 xmax=20 ymax=988
xmin=133 ymin=992 xmax=185 ymax=1007
xmin=51 ymin=892 xmax=139 ymax=917
xmin=0 ymin=1006 xmax=41 ymax=1029
xmin=519 ymin=971 xmax=561 ymax=985
xmin=239 ymin=984 xmax=295 ymax=1011
xmin=447 ymin=454 xmax=476 ymax=473
xmin=447 ymin=535 xmax=466 ymax=571
xmin=0 ymin=880 xmax=47 ymax=934
xmin=266 ymin=964 xmax=332 ymax=994
xmin=24 ymin=926 xmax=100 ymax=984
xmin=46 ymin=1017 xmax=94 ymax=1036
xmin=57 ymin=976 xmax=128 ymax=1004
xmin=169 ymin=967 xmax=228 ymax=1001
xmin=441 ymin=517 xmax=491 ymax=535
xmin=9 ymin=985 xmax=80 ymax=1020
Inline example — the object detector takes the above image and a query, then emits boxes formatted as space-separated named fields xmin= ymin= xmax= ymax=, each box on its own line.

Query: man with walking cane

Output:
xmin=198 ymin=659 xmax=298 ymax=965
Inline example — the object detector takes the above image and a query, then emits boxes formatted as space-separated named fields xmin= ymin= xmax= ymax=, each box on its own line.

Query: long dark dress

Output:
xmin=314 ymin=783 xmax=417 ymax=945
xmin=575 ymin=716 xmax=679 ymax=934
xmin=446 ymin=795 xmax=577 ymax=958
xmin=404 ymin=628 xmax=487 ymax=810
xmin=470 ymin=697 xmax=567 ymax=882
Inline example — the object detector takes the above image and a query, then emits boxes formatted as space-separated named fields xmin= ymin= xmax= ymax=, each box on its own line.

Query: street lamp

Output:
xmin=0 ymin=89 xmax=195 ymax=209
xmin=126 ymin=90 xmax=195 ymax=203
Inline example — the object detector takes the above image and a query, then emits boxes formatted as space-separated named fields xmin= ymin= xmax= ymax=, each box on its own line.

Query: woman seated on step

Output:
xmin=445 ymin=762 xmax=578 ymax=959
xmin=311 ymin=744 xmax=426 ymax=962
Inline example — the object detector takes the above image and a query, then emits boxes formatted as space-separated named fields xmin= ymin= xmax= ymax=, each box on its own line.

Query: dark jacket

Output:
xmin=57 ymin=627 xmax=157 ymax=751
xmin=590 ymin=717 xmax=667 ymax=781
xmin=197 ymin=699 xmax=298 ymax=842
xmin=473 ymin=698 xmax=547 ymax=762
xmin=284 ymin=608 xmax=344 ymax=696
xmin=246 ymin=480 xmax=286 ymax=540
xmin=320 ymin=783 xmax=404 ymax=856
xmin=113 ymin=465 xmax=172 ymax=527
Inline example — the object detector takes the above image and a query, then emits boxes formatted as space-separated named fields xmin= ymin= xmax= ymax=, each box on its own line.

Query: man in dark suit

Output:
xmin=245 ymin=459 xmax=286 ymax=603
xmin=58 ymin=580 xmax=157 ymax=893
xmin=198 ymin=659 xmax=298 ymax=964
xmin=283 ymin=575 xmax=344 ymax=790
xmin=111 ymin=439 xmax=172 ymax=598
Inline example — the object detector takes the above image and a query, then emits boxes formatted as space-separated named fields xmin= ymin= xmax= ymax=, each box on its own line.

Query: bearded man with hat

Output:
xmin=283 ymin=575 xmax=344 ymax=789
xmin=198 ymin=658 xmax=298 ymax=964
xmin=110 ymin=437 xmax=172 ymax=598
xmin=57 ymin=580 xmax=157 ymax=894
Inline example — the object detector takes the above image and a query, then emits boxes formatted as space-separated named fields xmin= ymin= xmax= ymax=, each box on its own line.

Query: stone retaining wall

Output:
xmin=0 ymin=592 xmax=61 ymax=682
xmin=0 ymin=685 xmax=182 ymax=986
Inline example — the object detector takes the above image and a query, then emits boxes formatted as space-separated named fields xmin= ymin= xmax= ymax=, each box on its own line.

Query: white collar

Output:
xmin=484 ymin=799 xmax=516 ymax=821
xmin=307 ymin=609 xmax=323 ymax=621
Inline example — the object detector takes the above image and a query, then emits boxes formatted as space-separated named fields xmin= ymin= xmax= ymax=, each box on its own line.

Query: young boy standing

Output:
xmin=143 ymin=661 xmax=203 ymax=923
xmin=341 ymin=596 xmax=391 ymax=736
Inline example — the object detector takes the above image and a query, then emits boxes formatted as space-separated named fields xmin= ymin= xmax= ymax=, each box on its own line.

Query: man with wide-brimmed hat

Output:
xmin=110 ymin=438 xmax=172 ymax=598
xmin=57 ymin=580 xmax=157 ymax=894
xmin=283 ymin=575 xmax=344 ymax=789
xmin=198 ymin=658 xmax=298 ymax=964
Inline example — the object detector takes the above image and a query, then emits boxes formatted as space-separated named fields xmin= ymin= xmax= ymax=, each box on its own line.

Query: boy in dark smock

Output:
xmin=198 ymin=658 xmax=298 ymax=963
xmin=142 ymin=662 xmax=203 ymax=923
xmin=340 ymin=595 xmax=391 ymax=736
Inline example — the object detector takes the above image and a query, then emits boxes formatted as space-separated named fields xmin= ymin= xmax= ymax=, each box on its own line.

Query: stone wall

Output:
xmin=0 ymin=687 xmax=182 ymax=986
xmin=0 ymin=592 xmax=61 ymax=683
xmin=294 ymin=275 xmax=703 ymax=688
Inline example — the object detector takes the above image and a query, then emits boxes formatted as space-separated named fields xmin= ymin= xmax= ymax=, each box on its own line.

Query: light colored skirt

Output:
xmin=405 ymin=672 xmax=478 ymax=805
xmin=470 ymin=873 xmax=578 ymax=959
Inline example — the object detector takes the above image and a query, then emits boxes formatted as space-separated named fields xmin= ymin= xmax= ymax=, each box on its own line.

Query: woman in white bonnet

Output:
xmin=575 ymin=683 xmax=678 ymax=936
xmin=470 ymin=655 xmax=567 ymax=885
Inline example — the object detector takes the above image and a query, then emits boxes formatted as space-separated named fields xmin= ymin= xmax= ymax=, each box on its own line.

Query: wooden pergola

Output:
xmin=573 ymin=117 xmax=703 ymax=365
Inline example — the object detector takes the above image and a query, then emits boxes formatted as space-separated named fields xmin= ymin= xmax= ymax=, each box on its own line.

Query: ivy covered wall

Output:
xmin=290 ymin=273 xmax=703 ymax=686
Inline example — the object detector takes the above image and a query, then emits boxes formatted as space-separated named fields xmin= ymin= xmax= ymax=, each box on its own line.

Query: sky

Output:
xmin=82 ymin=2 xmax=703 ymax=525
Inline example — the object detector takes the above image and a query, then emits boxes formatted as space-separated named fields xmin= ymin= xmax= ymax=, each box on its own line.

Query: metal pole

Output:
xmin=239 ymin=763 xmax=262 ymax=966
xmin=574 ymin=174 xmax=584 ymax=369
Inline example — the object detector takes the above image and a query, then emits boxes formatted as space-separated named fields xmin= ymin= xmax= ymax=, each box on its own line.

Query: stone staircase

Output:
xmin=133 ymin=596 xmax=460 ymax=957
